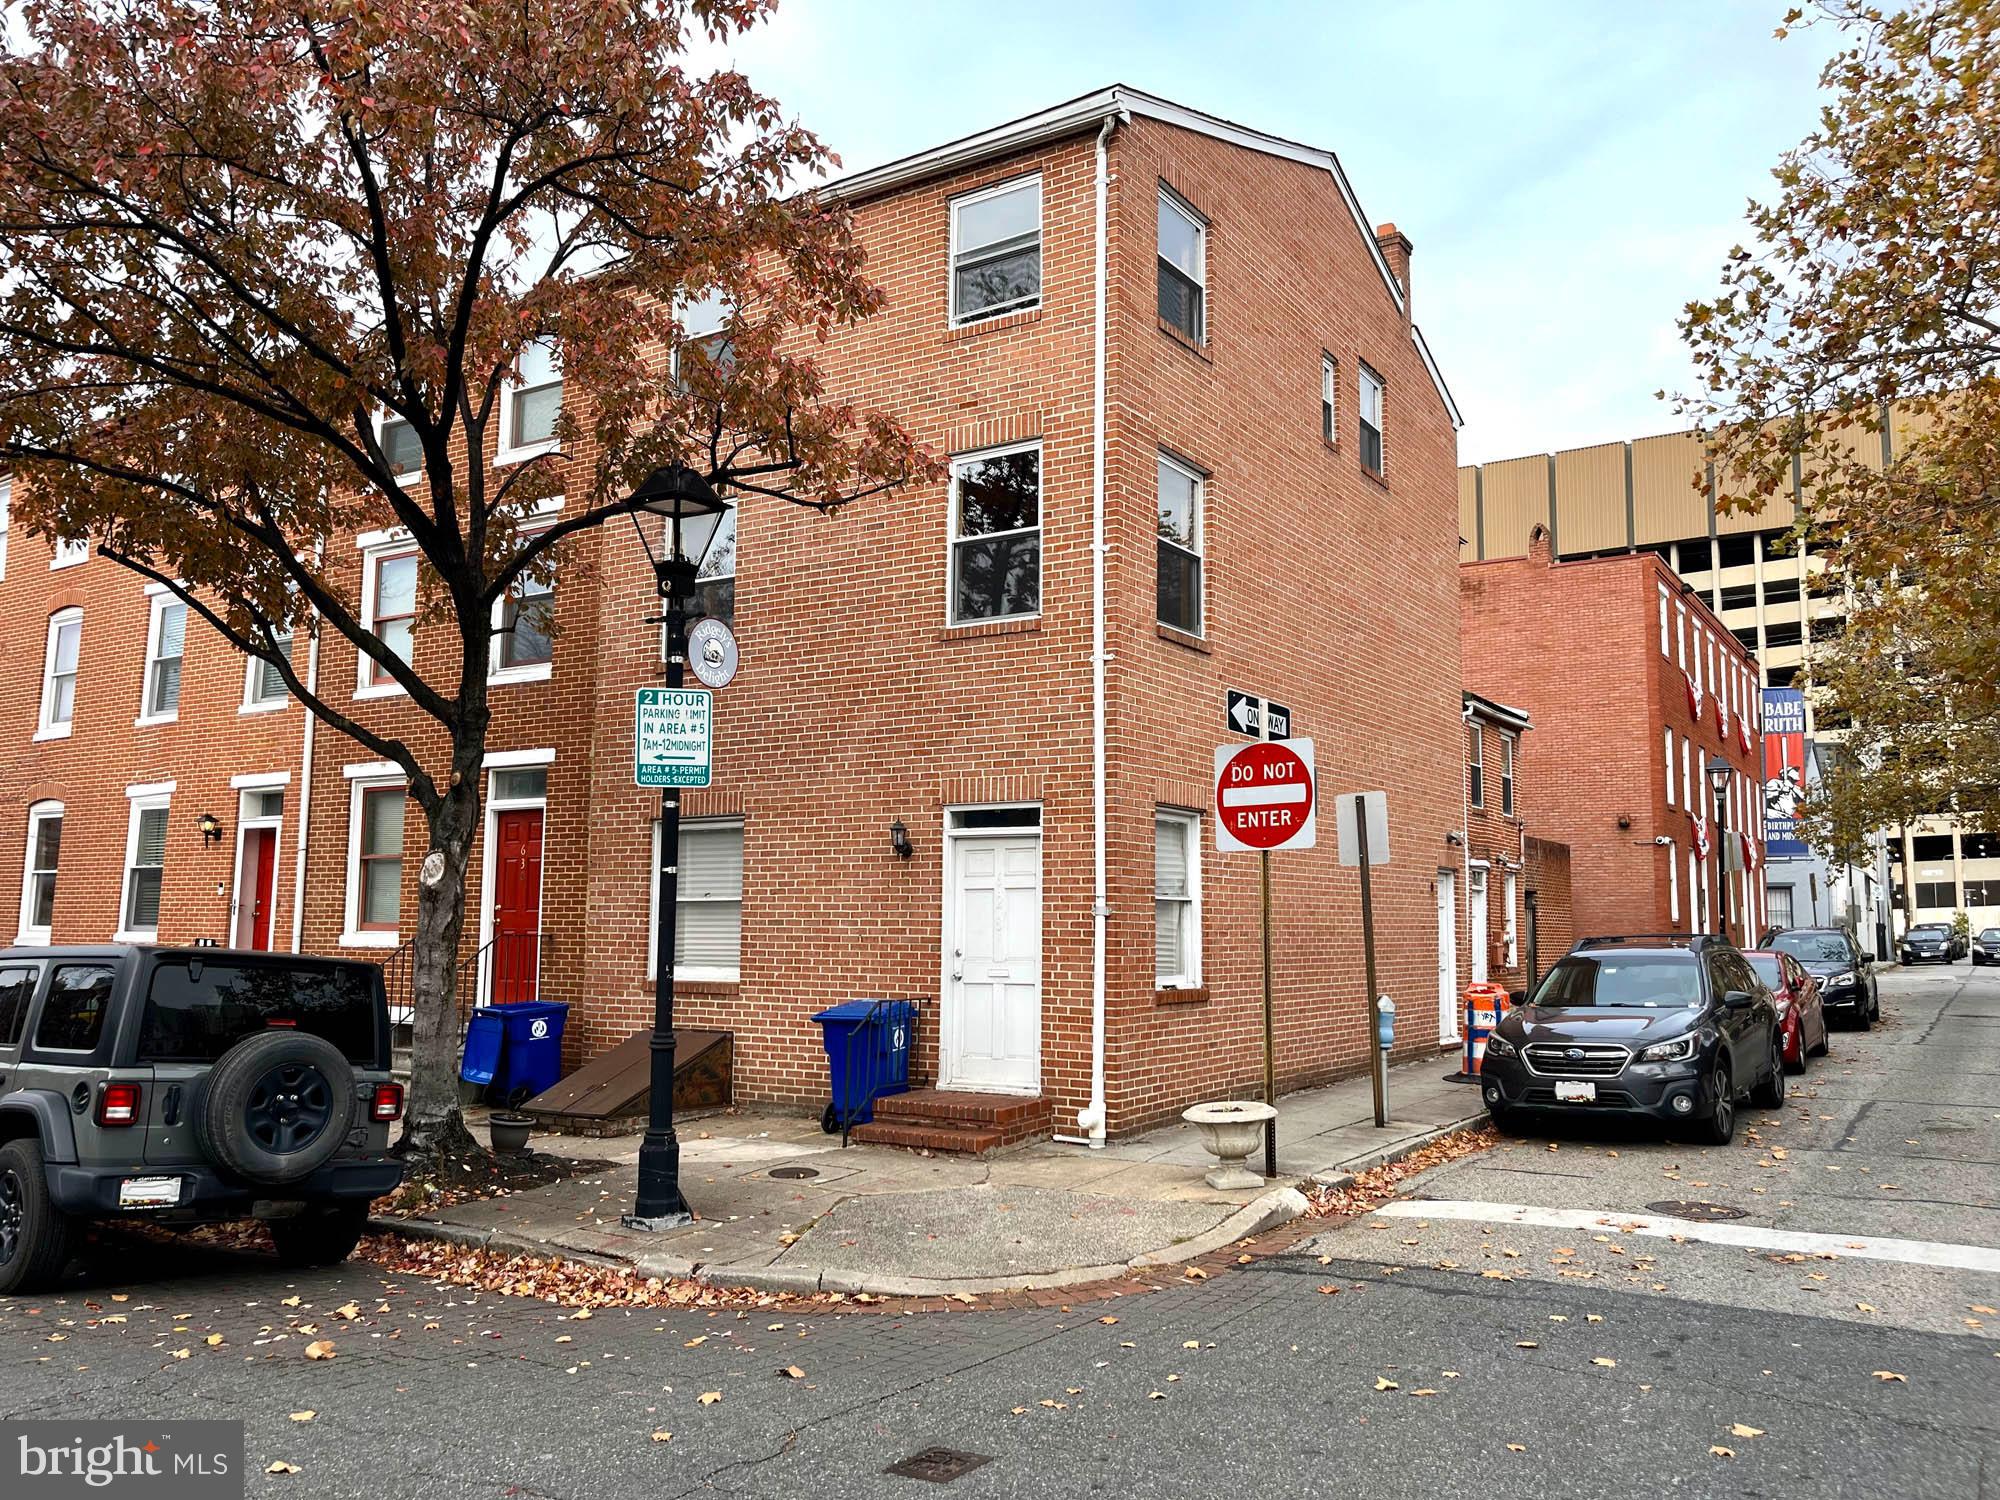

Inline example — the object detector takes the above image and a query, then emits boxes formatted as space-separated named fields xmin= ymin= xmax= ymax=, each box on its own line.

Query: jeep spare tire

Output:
xmin=197 ymin=1030 xmax=357 ymax=1185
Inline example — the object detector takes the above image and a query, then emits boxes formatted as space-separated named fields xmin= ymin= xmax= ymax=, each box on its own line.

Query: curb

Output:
xmin=1305 ymin=1110 xmax=1490 ymax=1188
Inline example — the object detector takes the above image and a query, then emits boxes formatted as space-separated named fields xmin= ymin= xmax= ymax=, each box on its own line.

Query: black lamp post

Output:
xmin=623 ymin=464 xmax=729 ymax=1232
xmin=1706 ymin=756 xmax=1733 ymax=943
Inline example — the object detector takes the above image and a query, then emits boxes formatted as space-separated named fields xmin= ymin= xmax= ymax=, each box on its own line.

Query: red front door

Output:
xmin=492 ymin=808 xmax=544 ymax=1003
xmin=243 ymin=828 xmax=278 ymax=951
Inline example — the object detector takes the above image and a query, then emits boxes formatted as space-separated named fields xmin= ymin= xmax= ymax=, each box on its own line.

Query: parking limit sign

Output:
xmin=1214 ymin=738 xmax=1316 ymax=852
xmin=634 ymin=687 xmax=713 ymax=788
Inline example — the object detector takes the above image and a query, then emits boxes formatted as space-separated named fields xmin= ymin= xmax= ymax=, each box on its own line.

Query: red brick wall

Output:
xmin=1523 ymin=835 xmax=1575 ymax=983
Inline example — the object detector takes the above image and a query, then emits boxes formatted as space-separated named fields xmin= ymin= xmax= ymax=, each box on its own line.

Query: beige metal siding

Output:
xmin=1459 ymin=467 xmax=1479 ymax=561
xmin=1478 ymin=455 xmax=1551 ymax=561
xmin=1553 ymin=442 xmax=1627 ymax=555
xmin=1630 ymin=431 xmax=1710 ymax=545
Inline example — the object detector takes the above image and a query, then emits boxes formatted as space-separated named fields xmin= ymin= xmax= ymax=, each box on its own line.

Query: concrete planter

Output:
xmin=1181 ymin=1100 xmax=1277 ymax=1189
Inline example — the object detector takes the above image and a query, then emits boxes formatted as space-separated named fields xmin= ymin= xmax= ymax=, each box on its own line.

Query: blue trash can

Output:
xmin=812 ymin=999 xmax=917 ymax=1132
xmin=462 ymin=1000 xmax=570 ymax=1105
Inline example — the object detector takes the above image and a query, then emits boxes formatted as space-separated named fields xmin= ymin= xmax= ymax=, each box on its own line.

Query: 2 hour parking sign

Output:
xmin=1214 ymin=738 xmax=1317 ymax=852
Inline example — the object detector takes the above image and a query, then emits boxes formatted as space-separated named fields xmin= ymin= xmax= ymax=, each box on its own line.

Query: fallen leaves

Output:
xmin=1590 ymin=1357 xmax=1617 ymax=1368
xmin=1710 ymin=1446 xmax=1735 ymax=1460
xmin=1730 ymin=1424 xmax=1765 ymax=1439
xmin=303 ymin=1341 xmax=336 ymax=1361
xmin=1373 ymin=1377 xmax=1399 ymax=1391
xmin=1871 ymin=1371 xmax=1907 ymax=1383
xmin=266 ymin=1461 xmax=301 ymax=1475
xmin=698 ymin=1392 xmax=722 ymax=1406
xmin=650 ymin=1431 xmax=673 ymax=1443
xmin=1505 ymin=1443 xmax=1526 ymax=1454
xmin=288 ymin=1412 xmax=316 ymax=1424
xmin=1303 ymin=1124 xmax=1499 ymax=1219
xmin=779 ymin=1366 xmax=806 ymax=1380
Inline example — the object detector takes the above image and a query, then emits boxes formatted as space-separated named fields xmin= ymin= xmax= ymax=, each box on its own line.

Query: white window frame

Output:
xmin=0 ymin=473 xmax=9 ymax=580
xmin=340 ymin=767 xmax=407 ymax=948
xmin=356 ymin=534 xmax=417 ymax=699
xmin=1500 ymin=732 xmax=1517 ymax=817
xmin=115 ymin=783 xmax=174 ymax=943
xmin=1154 ymin=809 xmax=1203 ymax=989
xmin=17 ymin=799 xmax=63 ymax=944
xmin=36 ymin=607 xmax=82 ymax=741
xmin=1156 ymin=185 xmax=1207 ymax=344
xmin=1668 ymin=838 xmax=1680 ymax=923
xmin=1321 ymin=355 xmax=1338 ymax=446
xmin=1664 ymin=728 xmax=1676 ymax=809
xmin=496 ymin=339 xmax=563 ymax=466
xmin=374 ymin=410 xmax=424 ymax=488
xmin=1358 ymin=363 xmax=1386 ymax=475
xmin=50 ymin=536 xmax=87 ymax=570
xmin=490 ymin=501 xmax=562 ymax=686
xmin=1467 ymin=721 xmax=1484 ymax=809
xmin=947 ymin=440 xmax=1042 ymax=626
xmin=1692 ymin=622 xmax=1705 ymax=701
xmin=1155 ymin=451 xmax=1204 ymax=637
xmin=1676 ymin=603 xmax=1688 ymax=671
xmin=1681 ymin=737 xmax=1692 ymax=811
xmin=136 ymin=586 xmax=187 ymax=727
xmin=240 ymin=623 xmax=295 ymax=713
xmin=647 ymin=816 xmax=745 ymax=982
xmin=948 ymin=174 xmax=1043 ymax=327
xmin=1502 ymin=870 xmax=1518 ymax=970
xmin=1658 ymin=583 xmax=1670 ymax=655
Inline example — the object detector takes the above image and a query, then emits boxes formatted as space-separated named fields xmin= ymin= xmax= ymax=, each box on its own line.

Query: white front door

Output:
xmin=943 ymin=834 xmax=1042 ymax=1093
xmin=1437 ymin=869 xmax=1458 ymax=1040
xmin=1469 ymin=867 xmax=1490 ymax=985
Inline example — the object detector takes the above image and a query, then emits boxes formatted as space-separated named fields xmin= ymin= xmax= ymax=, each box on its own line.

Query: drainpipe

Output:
xmin=1457 ymin=701 xmax=1474 ymax=1034
xmin=288 ymin=542 xmax=323 ymax=954
xmin=1057 ymin=112 xmax=1118 ymax=1149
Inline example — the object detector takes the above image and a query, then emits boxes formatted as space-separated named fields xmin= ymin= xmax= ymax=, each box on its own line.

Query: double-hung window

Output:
xmin=19 ymin=801 xmax=62 ymax=944
xmin=949 ymin=443 xmax=1040 ymax=624
xmin=51 ymin=536 xmax=87 ymax=569
xmin=37 ymin=608 xmax=81 ymax=739
xmin=1156 ymin=453 xmax=1203 ymax=635
xmin=1358 ymin=364 xmax=1386 ymax=475
xmin=119 ymin=790 xmax=171 ymax=941
xmin=1155 ymin=810 xmax=1201 ymax=988
xmin=1664 ymin=728 xmax=1676 ymax=809
xmin=140 ymin=593 xmax=186 ymax=723
xmin=1658 ymin=584 xmax=1671 ymax=655
xmin=1156 ymin=188 xmax=1206 ymax=343
xmin=379 ymin=414 xmax=423 ymax=483
xmin=694 ymin=503 xmax=737 ymax=626
xmin=0 ymin=473 xmax=10 ymax=578
xmin=1467 ymin=723 xmax=1484 ymax=808
xmin=950 ymin=176 xmax=1041 ymax=325
xmin=361 ymin=547 xmax=417 ymax=693
xmin=651 ymin=819 xmax=744 ymax=980
xmin=345 ymin=779 xmax=405 ymax=942
xmin=1500 ymin=733 xmax=1517 ymax=816
xmin=244 ymin=623 xmax=294 ymax=710
xmin=1321 ymin=356 xmax=1338 ymax=445
xmin=501 ymin=340 xmax=561 ymax=459
xmin=495 ymin=538 xmax=555 ymax=677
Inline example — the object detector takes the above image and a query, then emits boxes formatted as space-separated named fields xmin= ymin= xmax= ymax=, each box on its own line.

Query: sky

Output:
xmin=708 ymin=0 xmax=1844 ymax=465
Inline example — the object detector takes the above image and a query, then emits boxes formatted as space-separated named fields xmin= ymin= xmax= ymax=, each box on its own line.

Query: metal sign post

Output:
xmin=1336 ymin=790 xmax=1393 ymax=1127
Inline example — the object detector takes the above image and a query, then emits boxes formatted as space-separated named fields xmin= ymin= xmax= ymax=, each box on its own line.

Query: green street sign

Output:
xmin=635 ymin=687 xmax=712 ymax=787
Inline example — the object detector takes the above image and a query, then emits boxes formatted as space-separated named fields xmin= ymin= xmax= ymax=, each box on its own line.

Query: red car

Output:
xmin=1747 ymin=949 xmax=1830 ymax=1071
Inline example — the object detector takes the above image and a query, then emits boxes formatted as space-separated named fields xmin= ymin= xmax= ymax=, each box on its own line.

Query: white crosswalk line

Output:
xmin=1372 ymin=1199 xmax=2000 ymax=1275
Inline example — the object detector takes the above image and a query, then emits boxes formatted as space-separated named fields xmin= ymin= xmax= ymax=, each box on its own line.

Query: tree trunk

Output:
xmin=399 ymin=775 xmax=483 ymax=1157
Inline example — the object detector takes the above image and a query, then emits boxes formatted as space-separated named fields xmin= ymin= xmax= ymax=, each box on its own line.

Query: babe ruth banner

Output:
xmin=1762 ymin=687 xmax=1810 ymax=859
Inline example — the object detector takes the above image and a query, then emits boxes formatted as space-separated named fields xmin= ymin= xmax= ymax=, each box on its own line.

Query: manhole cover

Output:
xmin=884 ymin=1447 xmax=992 ymax=1484
xmin=769 ymin=1166 xmax=820 ymax=1181
xmin=1646 ymin=1199 xmax=1749 ymax=1221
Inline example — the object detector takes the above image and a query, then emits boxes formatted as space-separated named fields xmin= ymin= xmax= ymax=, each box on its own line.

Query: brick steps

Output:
xmin=850 ymin=1088 xmax=1049 ymax=1157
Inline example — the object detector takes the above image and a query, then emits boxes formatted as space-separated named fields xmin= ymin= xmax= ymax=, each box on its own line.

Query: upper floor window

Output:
xmin=18 ymin=800 xmax=62 ymax=944
xmin=694 ymin=503 xmax=737 ymax=627
xmin=140 ymin=593 xmax=187 ymax=723
xmin=1658 ymin=584 xmax=1671 ymax=655
xmin=494 ymin=542 xmax=555 ymax=678
xmin=380 ymin=414 xmax=423 ymax=483
xmin=37 ymin=608 xmax=81 ymax=739
xmin=1156 ymin=452 xmax=1203 ymax=636
xmin=950 ymin=176 xmax=1041 ymax=325
xmin=244 ymin=625 xmax=293 ymax=711
xmin=1156 ymin=188 xmax=1206 ymax=343
xmin=50 ymin=536 xmax=87 ymax=569
xmin=1467 ymin=721 xmax=1484 ymax=807
xmin=1358 ymin=363 xmax=1385 ymax=475
xmin=0 ymin=473 xmax=10 ymax=579
xmin=1664 ymin=727 xmax=1675 ymax=809
xmin=119 ymin=794 xmax=170 ymax=940
xmin=501 ymin=340 xmax=562 ymax=459
xmin=360 ymin=547 xmax=417 ymax=693
xmin=949 ymin=443 xmax=1040 ymax=624
xmin=675 ymin=291 xmax=735 ymax=384
xmin=1321 ymin=356 xmax=1337 ymax=445
xmin=1500 ymin=732 xmax=1517 ymax=816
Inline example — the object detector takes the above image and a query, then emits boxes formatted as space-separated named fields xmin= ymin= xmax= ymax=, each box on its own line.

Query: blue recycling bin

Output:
xmin=459 ymin=1000 xmax=570 ymax=1104
xmin=812 ymin=999 xmax=917 ymax=1132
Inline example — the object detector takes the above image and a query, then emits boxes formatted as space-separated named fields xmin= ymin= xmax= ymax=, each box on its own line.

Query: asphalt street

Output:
xmin=2 ymin=963 xmax=1994 ymax=1499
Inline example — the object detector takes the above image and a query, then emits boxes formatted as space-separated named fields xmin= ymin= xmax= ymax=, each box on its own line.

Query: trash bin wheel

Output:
xmin=821 ymin=1103 xmax=839 ymax=1135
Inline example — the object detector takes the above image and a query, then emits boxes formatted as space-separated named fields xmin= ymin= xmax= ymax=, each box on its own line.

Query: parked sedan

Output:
xmin=1899 ymin=922 xmax=1960 ymax=965
xmin=1765 ymin=926 xmax=1881 ymax=1027
xmin=1973 ymin=928 xmax=2000 ymax=967
xmin=1746 ymin=949 xmax=1829 ymax=1071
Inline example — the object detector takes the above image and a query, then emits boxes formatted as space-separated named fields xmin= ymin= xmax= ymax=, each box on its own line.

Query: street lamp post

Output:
xmin=623 ymin=465 xmax=730 ymax=1232
xmin=1707 ymin=757 xmax=1733 ymax=944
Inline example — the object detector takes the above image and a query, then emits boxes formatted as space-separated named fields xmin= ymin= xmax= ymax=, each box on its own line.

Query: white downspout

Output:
xmin=1059 ymin=112 xmax=1117 ymax=1148
xmin=288 ymin=554 xmax=323 ymax=954
xmin=1457 ymin=701 xmax=1474 ymax=1038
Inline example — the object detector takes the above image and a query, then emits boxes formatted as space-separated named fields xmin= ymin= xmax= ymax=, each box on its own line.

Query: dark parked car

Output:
xmin=0 ymin=946 xmax=405 ymax=1294
xmin=1763 ymin=926 xmax=1881 ymax=1027
xmin=1973 ymin=928 xmax=2000 ymax=967
xmin=1479 ymin=934 xmax=1784 ymax=1145
xmin=1898 ymin=922 xmax=1962 ymax=965
xmin=1745 ymin=950 xmax=1829 ymax=1071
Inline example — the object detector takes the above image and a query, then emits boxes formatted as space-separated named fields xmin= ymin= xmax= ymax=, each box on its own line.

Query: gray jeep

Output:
xmin=0 ymin=945 xmax=406 ymax=1294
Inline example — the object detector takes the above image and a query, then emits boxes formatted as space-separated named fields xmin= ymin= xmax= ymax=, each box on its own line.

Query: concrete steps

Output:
xmin=850 ymin=1089 xmax=1050 ymax=1157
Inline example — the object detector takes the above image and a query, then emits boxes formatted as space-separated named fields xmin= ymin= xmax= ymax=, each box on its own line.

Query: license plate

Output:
xmin=1553 ymin=1081 xmax=1596 ymax=1103
xmin=118 ymin=1176 xmax=182 ymax=1209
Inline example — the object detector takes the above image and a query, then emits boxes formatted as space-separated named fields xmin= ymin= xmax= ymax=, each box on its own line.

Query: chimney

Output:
xmin=1528 ymin=523 xmax=1554 ymax=566
xmin=1375 ymin=222 xmax=1413 ymax=321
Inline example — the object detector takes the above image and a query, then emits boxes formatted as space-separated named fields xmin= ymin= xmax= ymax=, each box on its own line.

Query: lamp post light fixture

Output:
xmin=1706 ymin=756 xmax=1733 ymax=943
xmin=198 ymin=812 xmax=224 ymax=846
xmin=623 ymin=464 xmax=730 ymax=1233
xmin=889 ymin=819 xmax=913 ymax=859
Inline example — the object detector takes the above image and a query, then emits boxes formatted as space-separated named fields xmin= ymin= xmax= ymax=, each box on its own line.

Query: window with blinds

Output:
xmin=1155 ymin=811 xmax=1199 ymax=987
xmin=124 ymin=803 xmax=169 ymax=933
xmin=675 ymin=820 xmax=743 ymax=976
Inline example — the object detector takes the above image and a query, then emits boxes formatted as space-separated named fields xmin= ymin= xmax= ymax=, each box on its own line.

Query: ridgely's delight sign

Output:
xmin=634 ymin=687 xmax=713 ymax=788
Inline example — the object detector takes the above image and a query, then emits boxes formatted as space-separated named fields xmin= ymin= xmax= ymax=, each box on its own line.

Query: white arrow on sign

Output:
xmin=1229 ymin=693 xmax=1259 ymax=734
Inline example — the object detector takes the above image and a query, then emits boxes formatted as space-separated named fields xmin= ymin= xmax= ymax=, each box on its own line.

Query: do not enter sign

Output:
xmin=1214 ymin=738 xmax=1317 ymax=852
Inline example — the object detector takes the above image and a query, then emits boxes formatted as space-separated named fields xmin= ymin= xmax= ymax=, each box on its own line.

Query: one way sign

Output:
xmin=1226 ymin=689 xmax=1291 ymax=741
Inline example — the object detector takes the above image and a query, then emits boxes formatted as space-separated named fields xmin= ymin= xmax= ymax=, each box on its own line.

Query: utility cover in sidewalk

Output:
xmin=1645 ymin=1200 xmax=1749 ymax=1221
xmin=884 ymin=1448 xmax=992 ymax=1484
xmin=769 ymin=1166 xmax=820 ymax=1180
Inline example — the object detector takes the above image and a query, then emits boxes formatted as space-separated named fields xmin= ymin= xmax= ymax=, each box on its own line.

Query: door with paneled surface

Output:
xmin=943 ymin=836 xmax=1041 ymax=1093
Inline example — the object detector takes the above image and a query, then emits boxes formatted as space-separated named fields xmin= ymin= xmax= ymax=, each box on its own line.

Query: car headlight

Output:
xmin=1485 ymin=1034 xmax=1518 ymax=1059
xmin=1829 ymin=971 xmax=1854 ymax=988
xmin=1638 ymin=1034 xmax=1697 ymax=1063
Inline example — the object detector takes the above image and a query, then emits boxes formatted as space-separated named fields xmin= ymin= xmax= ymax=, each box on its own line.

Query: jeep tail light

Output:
xmin=371 ymin=1083 xmax=405 ymax=1122
xmin=98 ymin=1082 xmax=143 ymax=1127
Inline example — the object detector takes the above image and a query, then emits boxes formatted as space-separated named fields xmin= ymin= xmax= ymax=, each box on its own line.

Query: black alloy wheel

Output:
xmin=244 ymin=1062 xmax=335 ymax=1155
xmin=1699 ymin=1059 xmax=1735 ymax=1145
xmin=0 ymin=1163 xmax=22 ymax=1268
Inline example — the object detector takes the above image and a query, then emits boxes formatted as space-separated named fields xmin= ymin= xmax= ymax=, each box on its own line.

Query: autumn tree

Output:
xmin=0 ymin=0 xmax=930 ymax=1153
xmin=1676 ymin=0 xmax=2000 ymax=868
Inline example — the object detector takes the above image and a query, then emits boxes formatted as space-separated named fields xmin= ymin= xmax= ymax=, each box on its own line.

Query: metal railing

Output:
xmin=376 ymin=930 xmax=549 ymax=1027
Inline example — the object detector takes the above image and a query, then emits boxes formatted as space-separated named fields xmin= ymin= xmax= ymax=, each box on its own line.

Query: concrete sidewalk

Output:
xmin=381 ymin=1050 xmax=1485 ymax=1297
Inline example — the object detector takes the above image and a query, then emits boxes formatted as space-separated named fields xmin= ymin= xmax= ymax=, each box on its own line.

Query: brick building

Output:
xmin=1460 ymin=527 xmax=1767 ymax=947
xmin=2 ymin=86 xmax=1471 ymax=1141
xmin=1459 ymin=691 xmax=1573 ymax=1003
